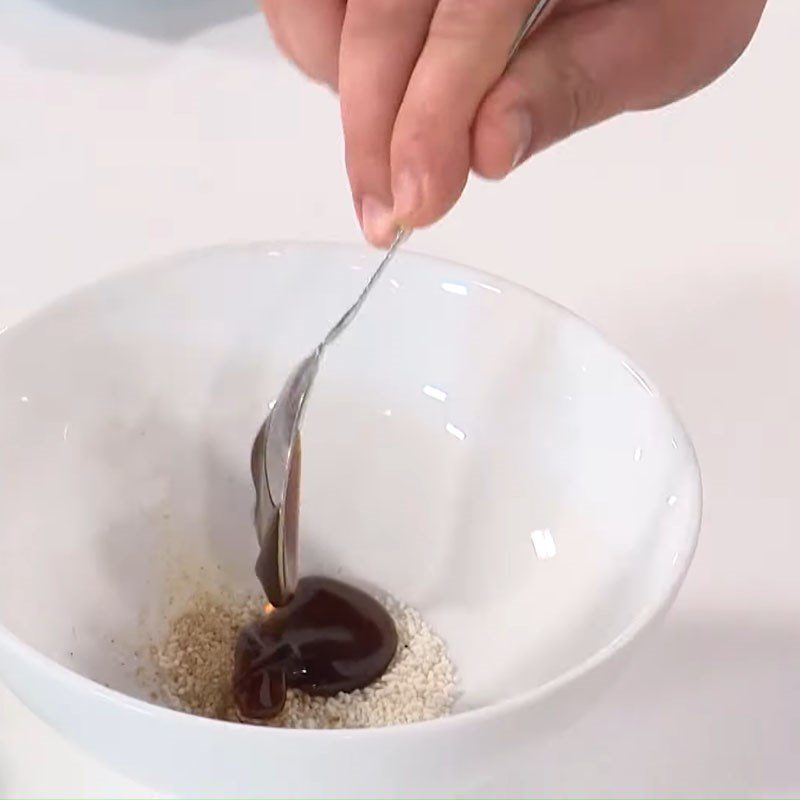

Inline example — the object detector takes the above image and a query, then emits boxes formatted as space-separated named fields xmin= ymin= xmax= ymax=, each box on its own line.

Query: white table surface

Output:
xmin=1 ymin=0 xmax=798 ymax=796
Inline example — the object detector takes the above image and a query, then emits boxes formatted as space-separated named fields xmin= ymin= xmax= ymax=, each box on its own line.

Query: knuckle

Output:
xmin=558 ymin=55 xmax=603 ymax=133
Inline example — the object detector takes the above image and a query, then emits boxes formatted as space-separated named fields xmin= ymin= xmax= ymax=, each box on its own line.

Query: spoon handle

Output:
xmin=321 ymin=228 xmax=411 ymax=353
xmin=263 ymin=229 xmax=409 ymax=511
xmin=510 ymin=0 xmax=557 ymax=60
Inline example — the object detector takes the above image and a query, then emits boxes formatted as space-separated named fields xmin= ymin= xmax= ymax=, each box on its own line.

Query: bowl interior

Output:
xmin=0 ymin=243 xmax=700 ymax=713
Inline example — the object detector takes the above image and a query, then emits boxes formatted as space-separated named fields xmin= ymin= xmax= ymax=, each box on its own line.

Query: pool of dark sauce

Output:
xmin=233 ymin=437 xmax=398 ymax=722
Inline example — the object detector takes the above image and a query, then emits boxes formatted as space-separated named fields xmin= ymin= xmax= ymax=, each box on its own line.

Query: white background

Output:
xmin=0 ymin=0 xmax=798 ymax=796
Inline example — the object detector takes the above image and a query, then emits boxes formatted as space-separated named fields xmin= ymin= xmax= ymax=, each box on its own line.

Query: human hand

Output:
xmin=260 ymin=0 xmax=767 ymax=245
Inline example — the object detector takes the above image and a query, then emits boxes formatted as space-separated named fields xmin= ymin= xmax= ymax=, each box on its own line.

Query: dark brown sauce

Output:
xmin=239 ymin=434 xmax=398 ymax=721
xmin=232 ymin=575 xmax=398 ymax=721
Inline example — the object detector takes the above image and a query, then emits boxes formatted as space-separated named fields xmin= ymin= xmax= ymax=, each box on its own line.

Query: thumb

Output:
xmin=471 ymin=0 xmax=765 ymax=179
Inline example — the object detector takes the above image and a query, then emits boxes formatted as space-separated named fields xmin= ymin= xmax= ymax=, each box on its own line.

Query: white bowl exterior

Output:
xmin=0 ymin=623 xmax=637 ymax=798
xmin=0 ymin=243 xmax=700 ymax=796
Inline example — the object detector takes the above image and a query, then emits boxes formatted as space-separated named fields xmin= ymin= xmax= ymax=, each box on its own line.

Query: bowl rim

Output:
xmin=0 ymin=239 xmax=703 ymax=741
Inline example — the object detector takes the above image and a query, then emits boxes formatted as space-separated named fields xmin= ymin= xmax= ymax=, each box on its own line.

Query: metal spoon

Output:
xmin=252 ymin=0 xmax=557 ymax=608
xmin=251 ymin=229 xmax=409 ymax=606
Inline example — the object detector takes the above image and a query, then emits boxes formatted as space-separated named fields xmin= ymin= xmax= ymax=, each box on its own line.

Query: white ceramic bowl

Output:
xmin=0 ymin=243 xmax=701 ymax=798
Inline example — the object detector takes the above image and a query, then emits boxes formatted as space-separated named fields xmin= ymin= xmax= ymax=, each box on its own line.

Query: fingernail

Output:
xmin=392 ymin=168 xmax=423 ymax=222
xmin=510 ymin=108 xmax=533 ymax=170
xmin=360 ymin=195 xmax=396 ymax=246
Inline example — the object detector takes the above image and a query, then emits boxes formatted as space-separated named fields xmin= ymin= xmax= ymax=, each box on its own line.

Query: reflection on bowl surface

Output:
xmin=0 ymin=243 xmax=700 ymax=798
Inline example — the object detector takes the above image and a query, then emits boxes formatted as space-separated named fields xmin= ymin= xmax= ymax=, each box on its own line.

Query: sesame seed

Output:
xmin=141 ymin=589 xmax=458 ymax=728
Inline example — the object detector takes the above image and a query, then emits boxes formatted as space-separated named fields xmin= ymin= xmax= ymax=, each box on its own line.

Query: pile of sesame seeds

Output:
xmin=145 ymin=588 xmax=458 ymax=729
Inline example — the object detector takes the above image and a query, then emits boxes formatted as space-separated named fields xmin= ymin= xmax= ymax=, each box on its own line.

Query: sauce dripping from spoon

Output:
xmin=234 ymin=436 xmax=398 ymax=722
